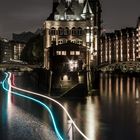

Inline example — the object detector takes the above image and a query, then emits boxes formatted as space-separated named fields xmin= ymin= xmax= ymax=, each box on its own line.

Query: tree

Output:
xmin=21 ymin=34 xmax=44 ymax=64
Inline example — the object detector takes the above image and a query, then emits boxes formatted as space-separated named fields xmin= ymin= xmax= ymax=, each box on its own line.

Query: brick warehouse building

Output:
xmin=136 ymin=17 xmax=140 ymax=60
xmin=100 ymin=28 xmax=137 ymax=65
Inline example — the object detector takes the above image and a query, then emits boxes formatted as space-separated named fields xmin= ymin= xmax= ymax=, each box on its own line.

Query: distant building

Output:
xmin=11 ymin=32 xmax=34 ymax=61
xmin=100 ymin=28 xmax=137 ymax=64
xmin=136 ymin=17 xmax=140 ymax=60
xmin=43 ymin=0 xmax=102 ymax=70
xmin=10 ymin=41 xmax=26 ymax=60
xmin=12 ymin=32 xmax=35 ymax=43
xmin=0 ymin=38 xmax=12 ymax=63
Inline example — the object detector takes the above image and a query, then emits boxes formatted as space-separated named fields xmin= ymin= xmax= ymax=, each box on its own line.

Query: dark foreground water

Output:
xmin=0 ymin=72 xmax=140 ymax=140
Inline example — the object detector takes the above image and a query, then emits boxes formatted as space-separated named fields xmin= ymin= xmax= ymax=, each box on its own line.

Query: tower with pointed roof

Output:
xmin=43 ymin=0 xmax=102 ymax=69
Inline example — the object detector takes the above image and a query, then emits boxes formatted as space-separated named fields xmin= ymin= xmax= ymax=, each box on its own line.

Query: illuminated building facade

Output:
xmin=136 ymin=17 xmax=140 ymax=60
xmin=43 ymin=0 xmax=102 ymax=70
xmin=100 ymin=28 xmax=137 ymax=64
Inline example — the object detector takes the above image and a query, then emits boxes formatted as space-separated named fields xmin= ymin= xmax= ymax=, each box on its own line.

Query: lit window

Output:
xmin=76 ymin=51 xmax=80 ymax=55
xmin=62 ymin=51 xmax=66 ymax=55
xmin=69 ymin=60 xmax=78 ymax=71
xmin=86 ymin=33 xmax=90 ymax=43
xmin=56 ymin=51 xmax=61 ymax=55
xmin=70 ymin=51 xmax=75 ymax=55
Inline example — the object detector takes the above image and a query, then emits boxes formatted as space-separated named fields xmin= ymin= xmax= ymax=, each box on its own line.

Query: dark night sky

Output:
xmin=0 ymin=0 xmax=140 ymax=39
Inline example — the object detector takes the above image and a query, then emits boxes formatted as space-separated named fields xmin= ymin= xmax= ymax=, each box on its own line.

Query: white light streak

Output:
xmin=10 ymin=72 xmax=89 ymax=140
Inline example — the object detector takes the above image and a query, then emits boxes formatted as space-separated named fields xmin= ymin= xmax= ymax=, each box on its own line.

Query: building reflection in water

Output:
xmin=61 ymin=97 xmax=101 ymax=140
xmin=127 ymin=77 xmax=130 ymax=100
xmin=132 ymin=77 xmax=136 ymax=98
xmin=63 ymin=102 xmax=69 ymax=137
xmin=98 ymin=73 xmax=140 ymax=140
xmin=85 ymin=97 xmax=101 ymax=140
xmin=109 ymin=74 xmax=112 ymax=100
xmin=120 ymin=76 xmax=123 ymax=102
xmin=136 ymin=88 xmax=139 ymax=100
xmin=99 ymin=73 xmax=139 ymax=103
xmin=115 ymin=75 xmax=119 ymax=99
xmin=7 ymin=79 xmax=13 ymax=128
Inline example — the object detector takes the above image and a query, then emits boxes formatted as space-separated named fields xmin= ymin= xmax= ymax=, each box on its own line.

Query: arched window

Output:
xmin=58 ymin=27 xmax=64 ymax=36
xmin=71 ymin=39 xmax=76 ymax=44
xmin=77 ymin=27 xmax=83 ymax=36
xmin=72 ymin=27 xmax=77 ymax=36
xmin=63 ymin=39 xmax=67 ymax=44
xmin=58 ymin=40 xmax=63 ymax=44
xmin=49 ymin=27 xmax=56 ymax=35
xmin=64 ymin=27 xmax=70 ymax=36
xmin=77 ymin=39 xmax=83 ymax=45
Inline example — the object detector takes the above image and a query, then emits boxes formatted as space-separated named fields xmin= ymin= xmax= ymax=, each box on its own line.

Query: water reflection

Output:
xmin=99 ymin=73 xmax=140 ymax=140
xmin=0 ymin=74 xmax=58 ymax=140
xmin=100 ymin=74 xmax=140 ymax=103
xmin=133 ymin=78 xmax=136 ymax=98
xmin=136 ymin=89 xmax=139 ymax=100
xmin=120 ymin=77 xmax=123 ymax=101
xmin=7 ymin=84 xmax=12 ymax=128
xmin=1 ymin=72 xmax=140 ymax=140
xmin=10 ymin=72 xmax=140 ymax=140
xmin=85 ymin=97 xmax=100 ymax=140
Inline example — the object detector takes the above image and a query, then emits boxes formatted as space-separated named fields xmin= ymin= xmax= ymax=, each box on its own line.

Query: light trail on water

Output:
xmin=11 ymin=72 xmax=90 ymax=140
xmin=1 ymin=72 xmax=64 ymax=140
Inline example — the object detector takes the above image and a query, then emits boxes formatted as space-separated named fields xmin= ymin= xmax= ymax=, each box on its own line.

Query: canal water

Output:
xmin=0 ymin=72 xmax=140 ymax=140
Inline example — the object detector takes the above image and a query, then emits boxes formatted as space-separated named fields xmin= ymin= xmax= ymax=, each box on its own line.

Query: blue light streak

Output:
xmin=1 ymin=72 xmax=64 ymax=140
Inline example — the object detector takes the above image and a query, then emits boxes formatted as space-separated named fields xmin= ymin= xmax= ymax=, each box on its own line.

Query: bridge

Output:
xmin=0 ymin=62 xmax=41 ymax=72
xmin=98 ymin=61 xmax=140 ymax=73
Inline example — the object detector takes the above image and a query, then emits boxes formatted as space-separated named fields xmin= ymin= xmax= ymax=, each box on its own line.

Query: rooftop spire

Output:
xmin=53 ymin=0 xmax=59 ymax=13
xmin=81 ymin=0 xmax=94 ymax=19
xmin=82 ymin=0 xmax=93 ymax=14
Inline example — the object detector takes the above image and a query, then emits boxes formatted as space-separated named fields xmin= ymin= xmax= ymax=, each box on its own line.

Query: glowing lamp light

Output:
xmin=63 ymin=75 xmax=68 ymax=81
xmin=69 ymin=60 xmax=73 ymax=65
xmin=69 ymin=60 xmax=78 ymax=71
